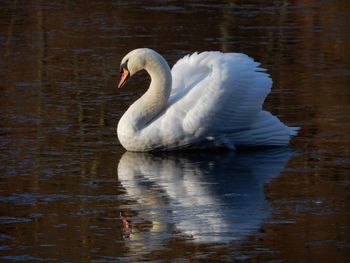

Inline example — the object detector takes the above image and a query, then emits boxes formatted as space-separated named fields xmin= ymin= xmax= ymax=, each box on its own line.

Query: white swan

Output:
xmin=117 ymin=48 xmax=298 ymax=152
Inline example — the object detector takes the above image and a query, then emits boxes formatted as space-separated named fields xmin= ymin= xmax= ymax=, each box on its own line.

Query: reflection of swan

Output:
xmin=117 ymin=48 xmax=298 ymax=151
xmin=118 ymin=148 xmax=294 ymax=246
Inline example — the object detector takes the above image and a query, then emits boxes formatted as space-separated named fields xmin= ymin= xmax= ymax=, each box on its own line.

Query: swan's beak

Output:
xmin=118 ymin=68 xmax=130 ymax=88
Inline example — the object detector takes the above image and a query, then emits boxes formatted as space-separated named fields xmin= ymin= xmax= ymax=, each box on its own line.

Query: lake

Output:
xmin=0 ymin=0 xmax=349 ymax=262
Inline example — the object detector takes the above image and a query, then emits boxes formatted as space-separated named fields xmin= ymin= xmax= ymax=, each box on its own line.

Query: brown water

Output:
xmin=1 ymin=0 xmax=349 ymax=262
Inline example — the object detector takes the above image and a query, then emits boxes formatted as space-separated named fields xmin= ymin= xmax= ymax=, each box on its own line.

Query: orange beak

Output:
xmin=118 ymin=68 xmax=130 ymax=88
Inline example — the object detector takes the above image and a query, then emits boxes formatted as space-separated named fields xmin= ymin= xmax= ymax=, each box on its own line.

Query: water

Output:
xmin=0 ymin=0 xmax=349 ymax=262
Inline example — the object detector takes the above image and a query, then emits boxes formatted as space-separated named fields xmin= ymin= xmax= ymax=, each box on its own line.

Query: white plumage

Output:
xmin=117 ymin=48 xmax=298 ymax=152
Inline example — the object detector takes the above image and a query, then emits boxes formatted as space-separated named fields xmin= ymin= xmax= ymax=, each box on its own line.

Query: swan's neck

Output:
xmin=120 ymin=56 xmax=172 ymax=134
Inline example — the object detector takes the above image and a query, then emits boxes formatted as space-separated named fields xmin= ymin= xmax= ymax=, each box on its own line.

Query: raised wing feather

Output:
xmin=168 ymin=52 xmax=272 ymax=137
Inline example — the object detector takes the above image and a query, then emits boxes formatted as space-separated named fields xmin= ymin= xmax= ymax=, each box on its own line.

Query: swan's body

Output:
xmin=117 ymin=48 xmax=298 ymax=152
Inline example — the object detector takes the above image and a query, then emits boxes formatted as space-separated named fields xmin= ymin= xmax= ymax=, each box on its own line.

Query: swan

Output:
xmin=117 ymin=48 xmax=298 ymax=152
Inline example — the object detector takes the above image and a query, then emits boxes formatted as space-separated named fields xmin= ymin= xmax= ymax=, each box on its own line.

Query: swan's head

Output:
xmin=118 ymin=48 xmax=166 ymax=88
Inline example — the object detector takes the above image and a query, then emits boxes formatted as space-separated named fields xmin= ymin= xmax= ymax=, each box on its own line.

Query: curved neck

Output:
xmin=123 ymin=54 xmax=172 ymax=132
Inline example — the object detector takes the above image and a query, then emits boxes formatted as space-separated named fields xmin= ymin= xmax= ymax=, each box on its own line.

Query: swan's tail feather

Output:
xmin=227 ymin=111 xmax=299 ymax=147
xmin=289 ymin=126 xmax=300 ymax=137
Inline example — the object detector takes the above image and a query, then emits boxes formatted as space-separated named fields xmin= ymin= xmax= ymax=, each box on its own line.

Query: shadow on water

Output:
xmin=118 ymin=148 xmax=295 ymax=253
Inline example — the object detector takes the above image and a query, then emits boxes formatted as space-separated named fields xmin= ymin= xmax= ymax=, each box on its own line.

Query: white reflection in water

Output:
xmin=118 ymin=148 xmax=294 ymax=246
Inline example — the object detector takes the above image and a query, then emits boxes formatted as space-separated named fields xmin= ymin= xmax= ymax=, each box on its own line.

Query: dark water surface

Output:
xmin=1 ymin=0 xmax=349 ymax=262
